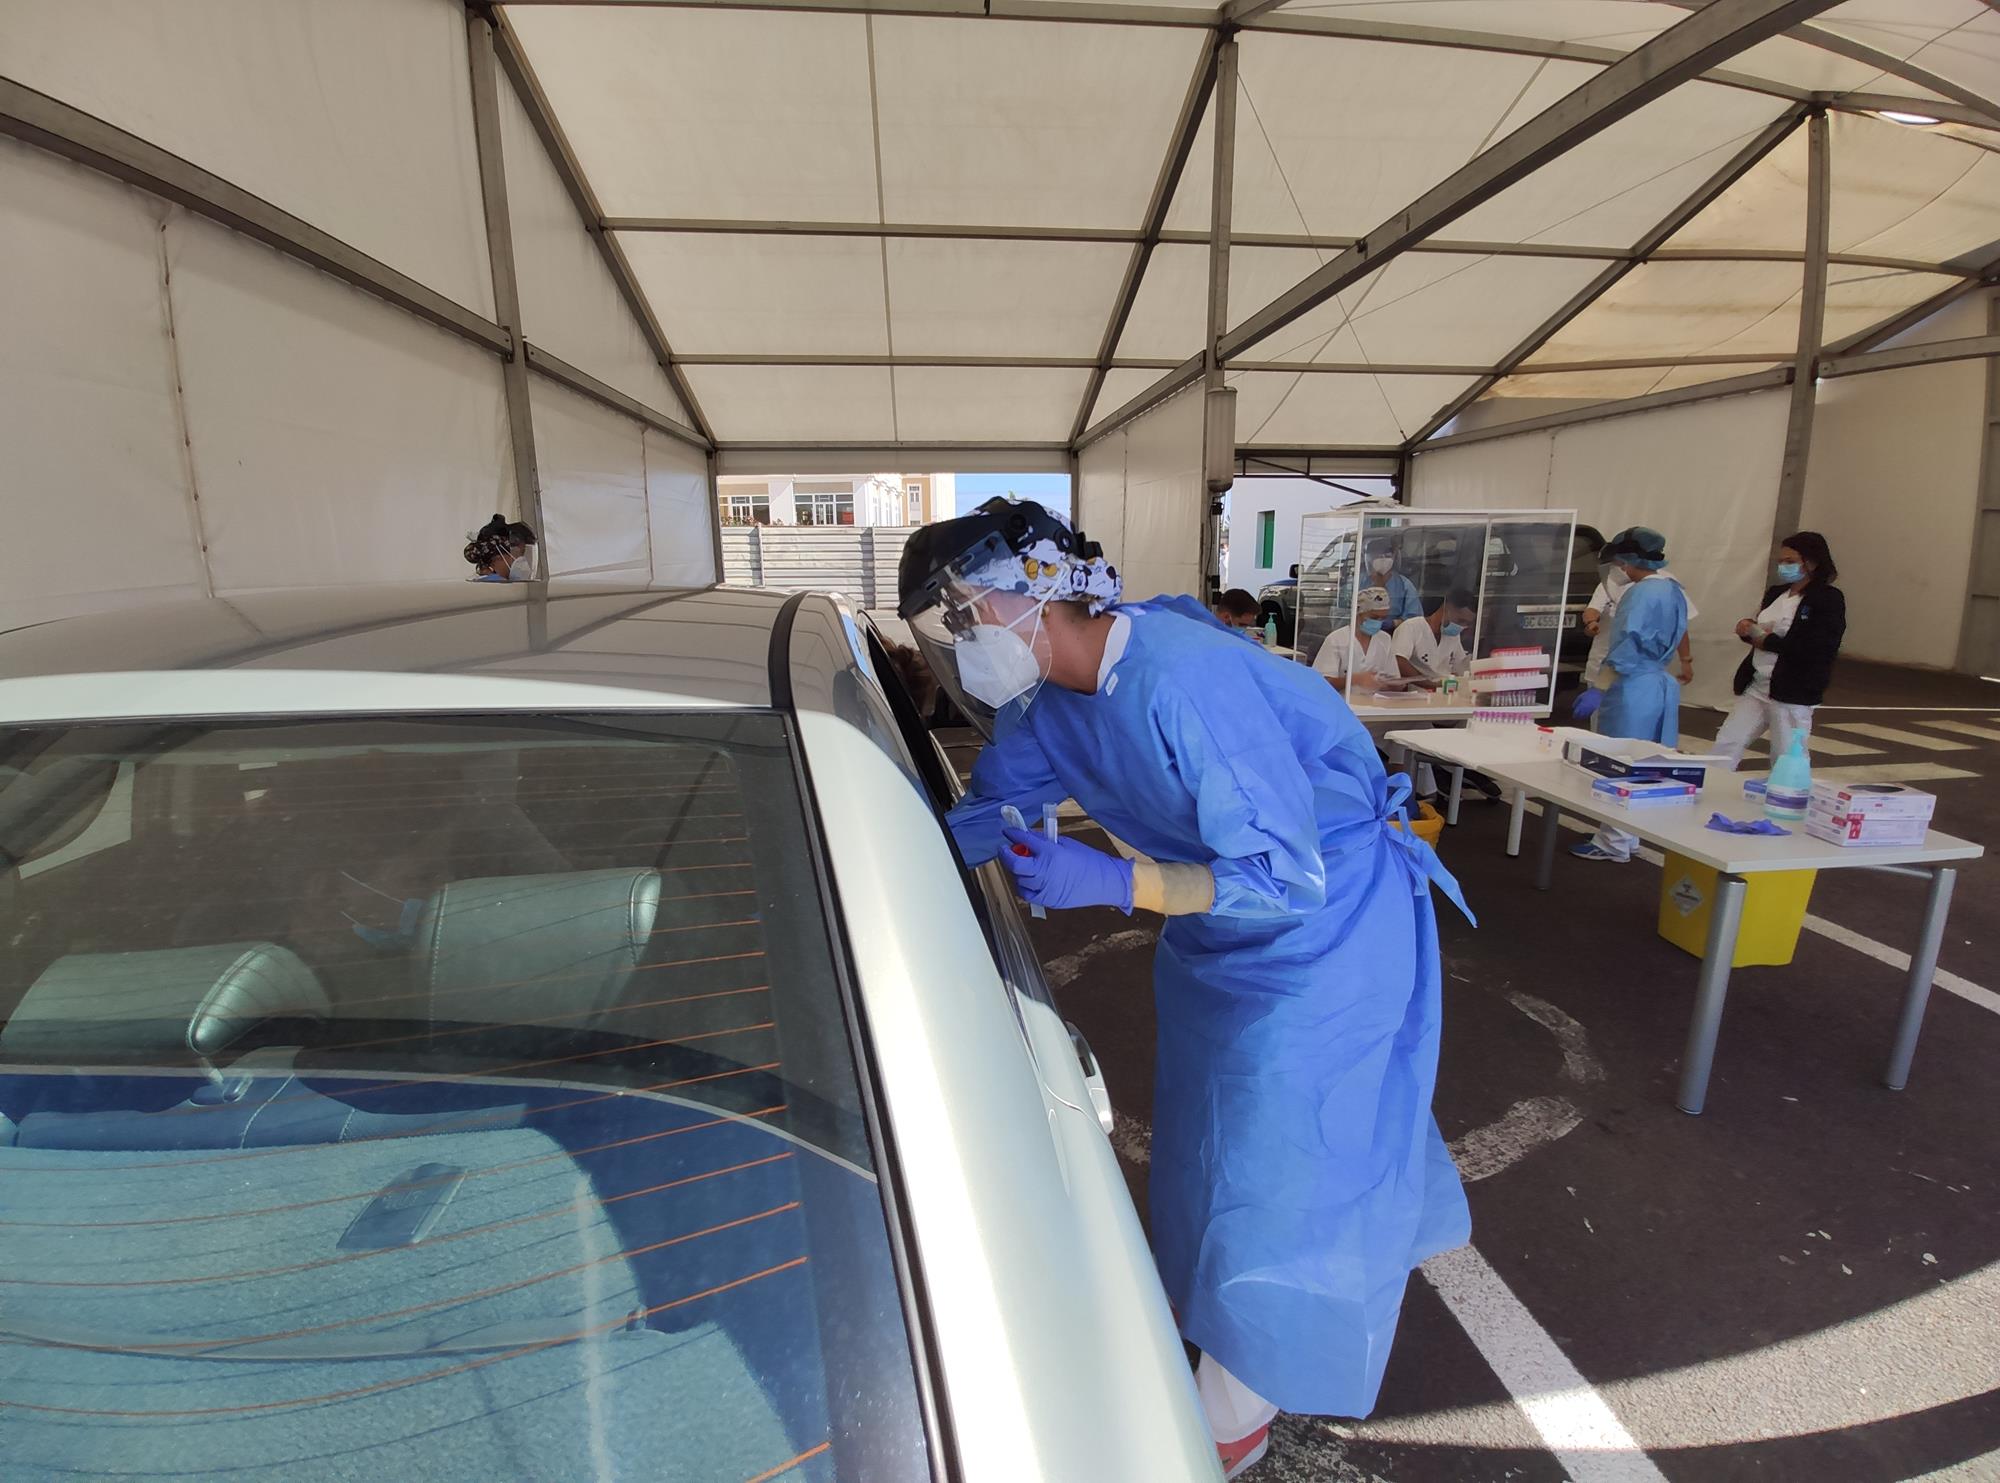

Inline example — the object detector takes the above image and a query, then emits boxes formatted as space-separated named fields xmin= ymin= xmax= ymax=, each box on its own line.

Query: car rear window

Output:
xmin=0 ymin=713 xmax=930 ymax=1483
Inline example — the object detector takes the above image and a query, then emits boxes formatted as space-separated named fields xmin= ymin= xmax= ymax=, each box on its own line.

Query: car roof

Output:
xmin=0 ymin=584 xmax=826 ymax=723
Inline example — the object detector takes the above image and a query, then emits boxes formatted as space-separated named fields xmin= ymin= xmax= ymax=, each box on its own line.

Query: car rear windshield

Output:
xmin=0 ymin=712 xmax=930 ymax=1483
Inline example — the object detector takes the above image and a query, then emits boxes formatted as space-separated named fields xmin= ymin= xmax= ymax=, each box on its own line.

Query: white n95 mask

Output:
xmin=955 ymin=617 xmax=1044 ymax=708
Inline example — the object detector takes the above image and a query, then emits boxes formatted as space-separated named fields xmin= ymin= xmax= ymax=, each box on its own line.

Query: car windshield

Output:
xmin=0 ymin=713 xmax=929 ymax=1483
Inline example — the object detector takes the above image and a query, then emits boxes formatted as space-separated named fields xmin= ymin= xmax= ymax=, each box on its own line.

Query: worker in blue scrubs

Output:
xmin=1573 ymin=525 xmax=1690 ymax=862
xmin=1367 ymin=538 xmax=1425 ymax=630
xmin=899 ymin=498 xmax=1471 ymax=1480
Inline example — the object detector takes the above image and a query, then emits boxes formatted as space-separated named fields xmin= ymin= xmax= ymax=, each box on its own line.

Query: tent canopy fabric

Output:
xmin=4 ymin=0 xmax=1999 ymax=464
xmin=495 ymin=0 xmax=2000 ymax=451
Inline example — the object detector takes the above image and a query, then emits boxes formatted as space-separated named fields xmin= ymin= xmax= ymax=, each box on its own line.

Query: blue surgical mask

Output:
xmin=1442 ymin=621 xmax=1465 ymax=638
xmin=1360 ymin=617 xmax=1385 ymax=637
xmin=1776 ymin=560 xmax=1803 ymax=584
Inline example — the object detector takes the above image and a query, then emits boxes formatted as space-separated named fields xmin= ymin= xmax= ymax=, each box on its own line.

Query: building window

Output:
xmin=795 ymin=481 xmax=856 ymax=527
xmin=722 ymin=486 xmax=771 ymax=526
xmin=1257 ymin=510 xmax=1276 ymax=568
xmin=905 ymin=483 xmax=923 ymax=523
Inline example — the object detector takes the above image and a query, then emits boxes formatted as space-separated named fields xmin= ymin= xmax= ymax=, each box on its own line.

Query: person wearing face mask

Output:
xmin=1572 ymin=527 xmax=1690 ymax=862
xmin=1366 ymin=541 xmax=1424 ymax=631
xmin=1313 ymin=586 xmax=1400 ymax=693
xmin=1713 ymin=532 xmax=1845 ymax=767
xmin=900 ymin=498 xmax=1472 ymax=1480
xmin=1392 ymin=587 xmax=1477 ymax=681
xmin=463 ymin=514 xmax=538 ymax=583
xmin=1580 ymin=555 xmax=1696 ymax=721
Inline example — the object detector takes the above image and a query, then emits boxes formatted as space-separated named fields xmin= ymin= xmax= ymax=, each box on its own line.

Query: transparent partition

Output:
xmin=1289 ymin=507 xmax=1578 ymax=717
xmin=1473 ymin=511 xmax=1581 ymax=719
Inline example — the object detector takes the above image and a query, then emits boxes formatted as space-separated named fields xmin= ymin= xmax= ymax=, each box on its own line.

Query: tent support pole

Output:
xmin=1774 ymin=110 xmax=1830 ymax=546
xmin=1199 ymin=35 xmax=1239 ymax=601
xmin=1959 ymin=291 xmax=2000 ymax=673
xmin=1407 ymin=107 xmax=1805 ymax=445
xmin=706 ymin=449 xmax=726 ymax=587
xmin=1079 ymin=0 xmax=1839 ymax=448
xmin=467 ymin=10 xmax=545 ymax=555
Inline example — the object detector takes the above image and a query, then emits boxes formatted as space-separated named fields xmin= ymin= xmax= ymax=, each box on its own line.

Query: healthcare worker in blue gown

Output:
xmin=1572 ymin=525 xmax=1690 ymax=863
xmin=897 ymin=498 xmax=1472 ymax=1480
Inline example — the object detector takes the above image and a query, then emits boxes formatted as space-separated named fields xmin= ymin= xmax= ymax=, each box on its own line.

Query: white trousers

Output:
xmin=1197 ymin=1353 xmax=1278 ymax=1445
xmin=1713 ymin=689 xmax=1815 ymax=768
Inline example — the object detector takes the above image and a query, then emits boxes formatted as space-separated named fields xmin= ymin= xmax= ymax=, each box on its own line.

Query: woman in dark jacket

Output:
xmin=1714 ymin=531 xmax=1845 ymax=766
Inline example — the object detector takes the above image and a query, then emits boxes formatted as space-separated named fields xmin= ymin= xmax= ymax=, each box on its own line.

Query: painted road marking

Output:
xmin=1825 ymin=722 xmax=1975 ymax=752
xmin=1421 ymin=1245 xmax=1669 ymax=1483
xmin=1919 ymin=718 xmax=2000 ymax=742
xmin=1681 ymin=731 xmax=1882 ymax=758
xmin=1449 ymin=1097 xmax=1583 ymax=1182
xmin=1521 ymin=802 xmax=1998 ymax=1019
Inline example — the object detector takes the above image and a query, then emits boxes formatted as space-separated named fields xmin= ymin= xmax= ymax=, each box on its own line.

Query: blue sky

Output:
xmin=954 ymin=472 xmax=1070 ymax=513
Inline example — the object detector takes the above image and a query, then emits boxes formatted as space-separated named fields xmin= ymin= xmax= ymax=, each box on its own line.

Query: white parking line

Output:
xmin=1825 ymin=723 xmax=1975 ymax=752
xmin=1680 ymin=731 xmax=1883 ymax=758
xmin=1919 ymin=719 xmax=2000 ymax=742
xmin=1782 ymin=762 xmax=1978 ymax=785
xmin=1422 ymin=1245 xmax=1669 ymax=1483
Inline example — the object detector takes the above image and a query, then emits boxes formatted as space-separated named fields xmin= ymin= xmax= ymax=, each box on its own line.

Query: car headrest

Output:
xmin=1 ymin=942 xmax=331 ymax=1061
xmin=416 ymin=870 xmax=663 ymax=1031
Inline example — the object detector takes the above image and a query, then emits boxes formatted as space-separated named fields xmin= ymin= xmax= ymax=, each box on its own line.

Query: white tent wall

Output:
xmin=1076 ymin=385 xmax=1207 ymax=602
xmin=1798 ymin=292 xmax=1993 ymax=670
xmin=529 ymin=374 xmax=653 ymax=585
xmin=169 ymin=214 xmax=515 ymax=593
xmin=644 ymin=429 xmax=717 ymax=588
xmin=1410 ymin=390 xmax=1791 ymax=708
xmin=0 ymin=137 xmax=206 ymax=631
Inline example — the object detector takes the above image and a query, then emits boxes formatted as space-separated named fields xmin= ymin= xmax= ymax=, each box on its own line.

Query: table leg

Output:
xmin=1446 ymin=766 xmax=1464 ymax=826
xmin=1677 ymin=873 xmax=1747 ymax=1115
xmin=1534 ymin=797 xmax=1562 ymax=890
xmin=1885 ymin=867 xmax=1956 ymax=1091
xmin=1505 ymin=789 xmax=1526 ymax=857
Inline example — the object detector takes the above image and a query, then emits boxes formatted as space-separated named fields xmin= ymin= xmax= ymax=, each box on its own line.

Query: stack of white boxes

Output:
xmin=1804 ymin=782 xmax=1937 ymax=847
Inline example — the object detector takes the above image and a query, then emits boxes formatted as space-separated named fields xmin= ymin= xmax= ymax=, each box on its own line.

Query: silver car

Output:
xmin=0 ymin=584 xmax=1218 ymax=1483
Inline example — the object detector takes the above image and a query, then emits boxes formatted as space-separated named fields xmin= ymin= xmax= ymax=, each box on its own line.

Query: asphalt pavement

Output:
xmin=946 ymin=658 xmax=2000 ymax=1482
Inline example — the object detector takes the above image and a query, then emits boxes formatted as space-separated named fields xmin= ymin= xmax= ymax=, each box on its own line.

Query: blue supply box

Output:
xmin=1590 ymin=777 xmax=1700 ymax=807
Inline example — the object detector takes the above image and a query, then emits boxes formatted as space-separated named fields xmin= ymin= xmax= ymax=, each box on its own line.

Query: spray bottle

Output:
xmin=1764 ymin=732 xmax=1812 ymax=822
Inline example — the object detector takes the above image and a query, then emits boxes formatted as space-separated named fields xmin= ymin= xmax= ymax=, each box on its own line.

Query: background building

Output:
xmin=719 ymin=473 xmax=958 ymax=527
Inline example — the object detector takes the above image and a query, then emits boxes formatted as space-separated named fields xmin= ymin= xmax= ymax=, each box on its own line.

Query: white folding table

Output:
xmin=1387 ymin=730 xmax=1985 ymax=1114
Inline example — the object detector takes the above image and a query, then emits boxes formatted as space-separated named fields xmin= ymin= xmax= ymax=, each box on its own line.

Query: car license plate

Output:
xmin=1520 ymin=612 xmax=1572 ymax=630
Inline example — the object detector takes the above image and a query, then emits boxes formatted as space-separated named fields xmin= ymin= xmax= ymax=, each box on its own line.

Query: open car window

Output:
xmin=0 ymin=712 xmax=929 ymax=1483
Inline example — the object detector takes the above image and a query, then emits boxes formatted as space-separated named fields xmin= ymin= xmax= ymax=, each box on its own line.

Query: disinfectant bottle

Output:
xmin=1764 ymin=732 xmax=1812 ymax=821
xmin=1263 ymin=616 xmax=1278 ymax=648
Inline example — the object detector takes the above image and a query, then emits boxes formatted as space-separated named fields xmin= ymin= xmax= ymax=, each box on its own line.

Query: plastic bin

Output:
xmin=1391 ymin=801 xmax=1445 ymax=850
xmin=1657 ymin=853 xmax=1816 ymax=967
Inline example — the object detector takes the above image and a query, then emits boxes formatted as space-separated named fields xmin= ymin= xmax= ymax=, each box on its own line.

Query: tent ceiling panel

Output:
xmin=1829 ymin=113 xmax=2000 ymax=264
xmin=1259 ymin=2 xmax=1675 ymax=48
xmin=1662 ymin=127 xmax=1810 ymax=252
xmin=1229 ymin=369 xmax=1478 ymax=447
xmin=870 ymin=18 xmax=1205 ymax=228
xmin=681 ymin=364 xmax=895 ymax=442
xmin=617 ymin=233 xmax=890 ymax=355
xmin=496 ymin=78 xmax=686 ymax=425
xmin=884 ymin=239 xmax=1130 ymax=356
xmin=1816 ymin=1 xmax=2000 ymax=111
xmin=1526 ymin=259 xmax=1815 ymax=362
xmin=1820 ymin=263 xmax=1963 ymax=341
xmin=1450 ymin=85 xmax=1793 ymax=248
xmin=1088 ymin=368 xmax=1171 ymax=431
xmin=893 ymin=366 xmax=1091 ymax=442
xmin=0 ymin=0 xmax=495 ymax=314
xmin=504 ymin=7 xmax=881 ymax=221
xmin=1483 ymin=359 xmax=1789 ymax=401
xmin=1194 ymin=34 xmax=1598 ymax=239
xmin=1113 ymin=242 xmax=1210 ymax=361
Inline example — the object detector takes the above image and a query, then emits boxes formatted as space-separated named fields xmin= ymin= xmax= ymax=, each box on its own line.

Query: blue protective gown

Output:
xmin=948 ymin=600 xmax=1472 ymax=1417
xmin=1597 ymin=574 xmax=1689 ymax=744
xmin=1384 ymin=571 xmax=1424 ymax=629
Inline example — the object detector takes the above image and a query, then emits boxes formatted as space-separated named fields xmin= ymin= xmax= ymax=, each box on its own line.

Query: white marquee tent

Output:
xmin=4 ymin=0 xmax=1998 ymax=680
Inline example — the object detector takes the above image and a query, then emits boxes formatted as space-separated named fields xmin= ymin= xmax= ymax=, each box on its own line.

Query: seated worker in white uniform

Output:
xmin=1392 ymin=587 xmax=1477 ymax=682
xmin=1312 ymin=586 xmax=1400 ymax=695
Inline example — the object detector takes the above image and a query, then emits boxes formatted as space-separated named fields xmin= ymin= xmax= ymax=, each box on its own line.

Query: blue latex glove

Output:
xmin=1571 ymin=688 xmax=1602 ymax=722
xmin=1000 ymin=827 xmax=1134 ymax=912
xmin=1705 ymin=813 xmax=1790 ymax=836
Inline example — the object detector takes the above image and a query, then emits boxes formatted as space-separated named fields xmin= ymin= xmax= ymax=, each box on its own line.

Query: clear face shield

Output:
xmin=907 ymin=534 xmax=1057 ymax=740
